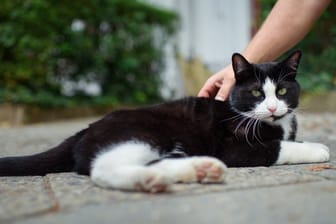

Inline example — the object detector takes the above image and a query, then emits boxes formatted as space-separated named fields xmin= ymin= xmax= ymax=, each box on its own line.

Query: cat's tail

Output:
xmin=0 ymin=130 xmax=85 ymax=176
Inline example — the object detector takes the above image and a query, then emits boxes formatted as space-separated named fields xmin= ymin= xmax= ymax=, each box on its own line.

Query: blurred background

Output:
xmin=0 ymin=0 xmax=335 ymax=125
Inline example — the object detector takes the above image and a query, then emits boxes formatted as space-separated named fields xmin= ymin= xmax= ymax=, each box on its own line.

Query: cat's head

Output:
xmin=229 ymin=50 xmax=301 ymax=123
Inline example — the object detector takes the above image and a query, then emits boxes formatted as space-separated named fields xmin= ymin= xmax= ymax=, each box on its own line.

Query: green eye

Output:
xmin=278 ymin=88 xmax=287 ymax=95
xmin=251 ymin=90 xmax=261 ymax=97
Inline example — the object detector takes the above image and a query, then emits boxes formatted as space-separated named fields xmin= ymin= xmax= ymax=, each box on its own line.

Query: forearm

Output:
xmin=243 ymin=0 xmax=331 ymax=63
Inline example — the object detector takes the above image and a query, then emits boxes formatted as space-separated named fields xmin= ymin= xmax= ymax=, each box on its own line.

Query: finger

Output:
xmin=215 ymin=80 xmax=223 ymax=88
xmin=215 ymin=79 xmax=235 ymax=101
xmin=198 ymin=78 xmax=220 ymax=98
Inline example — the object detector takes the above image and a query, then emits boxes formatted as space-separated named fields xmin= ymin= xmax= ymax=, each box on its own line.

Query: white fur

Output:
xmin=254 ymin=78 xmax=288 ymax=119
xmin=93 ymin=141 xmax=159 ymax=168
xmin=152 ymin=157 xmax=226 ymax=183
xmin=91 ymin=141 xmax=163 ymax=191
xmin=91 ymin=141 xmax=226 ymax=192
xmin=274 ymin=112 xmax=295 ymax=140
xmin=275 ymin=141 xmax=330 ymax=165
xmin=251 ymin=78 xmax=296 ymax=140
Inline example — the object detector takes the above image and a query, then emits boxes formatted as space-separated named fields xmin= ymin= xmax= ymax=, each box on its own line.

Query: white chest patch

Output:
xmin=274 ymin=113 xmax=294 ymax=140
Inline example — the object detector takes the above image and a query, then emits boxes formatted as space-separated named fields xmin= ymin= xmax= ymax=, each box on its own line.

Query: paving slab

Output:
xmin=46 ymin=173 xmax=149 ymax=208
xmin=0 ymin=176 xmax=53 ymax=222
xmin=42 ymin=167 xmax=325 ymax=210
xmin=17 ymin=181 xmax=336 ymax=224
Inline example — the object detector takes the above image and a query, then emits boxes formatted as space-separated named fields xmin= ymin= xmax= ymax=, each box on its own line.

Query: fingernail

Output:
xmin=215 ymin=96 xmax=225 ymax=101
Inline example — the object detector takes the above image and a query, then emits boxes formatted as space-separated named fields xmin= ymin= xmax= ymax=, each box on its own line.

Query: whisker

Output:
xmin=220 ymin=114 xmax=243 ymax=123
xmin=253 ymin=119 xmax=267 ymax=147
xmin=234 ymin=116 xmax=249 ymax=136
xmin=246 ymin=116 xmax=260 ymax=147
xmin=244 ymin=118 xmax=253 ymax=147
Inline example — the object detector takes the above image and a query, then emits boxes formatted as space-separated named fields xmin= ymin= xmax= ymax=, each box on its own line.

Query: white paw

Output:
xmin=304 ymin=142 xmax=330 ymax=162
xmin=91 ymin=166 xmax=172 ymax=193
xmin=134 ymin=169 xmax=171 ymax=193
xmin=147 ymin=157 xmax=227 ymax=184
xmin=190 ymin=157 xmax=227 ymax=183
xmin=277 ymin=141 xmax=330 ymax=165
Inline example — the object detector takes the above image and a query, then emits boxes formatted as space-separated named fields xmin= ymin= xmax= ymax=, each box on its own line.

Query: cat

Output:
xmin=0 ymin=50 xmax=330 ymax=193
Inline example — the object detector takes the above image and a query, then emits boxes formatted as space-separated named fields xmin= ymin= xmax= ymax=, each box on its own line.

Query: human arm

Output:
xmin=198 ymin=0 xmax=331 ymax=100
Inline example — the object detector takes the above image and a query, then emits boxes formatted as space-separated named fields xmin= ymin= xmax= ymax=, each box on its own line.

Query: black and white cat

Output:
xmin=0 ymin=50 xmax=330 ymax=192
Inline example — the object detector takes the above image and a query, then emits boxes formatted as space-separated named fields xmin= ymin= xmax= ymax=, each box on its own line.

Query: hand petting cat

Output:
xmin=198 ymin=64 xmax=235 ymax=101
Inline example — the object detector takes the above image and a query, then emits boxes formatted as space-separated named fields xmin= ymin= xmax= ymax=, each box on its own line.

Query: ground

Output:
xmin=0 ymin=113 xmax=336 ymax=224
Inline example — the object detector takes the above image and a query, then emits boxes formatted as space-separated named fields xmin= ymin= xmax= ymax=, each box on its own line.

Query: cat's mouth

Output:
xmin=261 ymin=113 xmax=287 ymax=122
xmin=255 ymin=112 xmax=287 ymax=122
xmin=241 ymin=110 xmax=288 ymax=122
xmin=268 ymin=114 xmax=286 ymax=121
xmin=262 ymin=109 xmax=289 ymax=121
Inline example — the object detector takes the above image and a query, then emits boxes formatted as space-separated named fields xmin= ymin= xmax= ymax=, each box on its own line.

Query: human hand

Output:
xmin=197 ymin=65 xmax=235 ymax=101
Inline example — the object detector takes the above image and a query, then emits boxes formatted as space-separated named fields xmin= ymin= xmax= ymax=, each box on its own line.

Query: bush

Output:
xmin=0 ymin=0 xmax=178 ymax=107
xmin=259 ymin=0 xmax=336 ymax=94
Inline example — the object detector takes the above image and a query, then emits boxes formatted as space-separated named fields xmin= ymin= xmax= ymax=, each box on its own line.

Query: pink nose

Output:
xmin=268 ymin=107 xmax=276 ymax=113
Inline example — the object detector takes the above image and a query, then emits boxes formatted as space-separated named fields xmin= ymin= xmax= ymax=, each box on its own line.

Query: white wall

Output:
xmin=145 ymin=0 xmax=252 ymax=98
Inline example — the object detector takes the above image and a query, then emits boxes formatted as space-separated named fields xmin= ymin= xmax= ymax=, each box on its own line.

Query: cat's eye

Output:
xmin=251 ymin=90 xmax=261 ymax=97
xmin=277 ymin=88 xmax=287 ymax=96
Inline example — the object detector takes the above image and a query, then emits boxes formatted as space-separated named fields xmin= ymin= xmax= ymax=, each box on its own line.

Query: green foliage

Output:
xmin=259 ymin=0 xmax=336 ymax=93
xmin=0 ymin=0 xmax=178 ymax=107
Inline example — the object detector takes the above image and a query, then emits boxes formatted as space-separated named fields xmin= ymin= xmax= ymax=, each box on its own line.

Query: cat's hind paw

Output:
xmin=191 ymin=157 xmax=227 ymax=183
xmin=148 ymin=156 xmax=227 ymax=184
xmin=91 ymin=166 xmax=172 ymax=193
xmin=134 ymin=169 xmax=171 ymax=193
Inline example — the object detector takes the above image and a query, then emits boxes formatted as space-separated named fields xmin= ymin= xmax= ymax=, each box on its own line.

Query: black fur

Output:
xmin=0 ymin=50 xmax=302 ymax=176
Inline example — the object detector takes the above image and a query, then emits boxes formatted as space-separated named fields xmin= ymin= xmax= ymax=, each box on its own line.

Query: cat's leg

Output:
xmin=93 ymin=166 xmax=170 ymax=192
xmin=91 ymin=141 xmax=172 ymax=192
xmin=275 ymin=141 xmax=330 ymax=165
xmin=150 ymin=156 xmax=227 ymax=183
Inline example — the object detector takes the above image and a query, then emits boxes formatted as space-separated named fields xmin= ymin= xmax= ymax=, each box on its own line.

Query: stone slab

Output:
xmin=38 ymin=166 xmax=323 ymax=211
xmin=0 ymin=176 xmax=53 ymax=222
xmin=18 ymin=181 xmax=336 ymax=224
xmin=46 ymin=173 xmax=149 ymax=209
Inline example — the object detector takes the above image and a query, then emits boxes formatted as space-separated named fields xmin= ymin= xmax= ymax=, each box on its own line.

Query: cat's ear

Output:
xmin=281 ymin=50 xmax=302 ymax=72
xmin=231 ymin=53 xmax=252 ymax=81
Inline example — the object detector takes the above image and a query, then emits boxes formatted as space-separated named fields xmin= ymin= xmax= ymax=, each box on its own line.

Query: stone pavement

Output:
xmin=0 ymin=113 xmax=336 ymax=224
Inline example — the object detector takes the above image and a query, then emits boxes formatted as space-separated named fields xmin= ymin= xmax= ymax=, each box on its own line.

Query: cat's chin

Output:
xmin=262 ymin=116 xmax=278 ymax=123
xmin=261 ymin=114 xmax=288 ymax=123
xmin=236 ymin=109 xmax=288 ymax=123
xmin=243 ymin=112 xmax=285 ymax=121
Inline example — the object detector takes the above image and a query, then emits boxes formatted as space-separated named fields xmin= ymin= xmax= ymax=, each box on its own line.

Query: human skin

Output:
xmin=198 ymin=0 xmax=331 ymax=101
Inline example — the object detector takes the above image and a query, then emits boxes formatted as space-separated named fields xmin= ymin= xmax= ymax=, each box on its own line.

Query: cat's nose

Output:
xmin=268 ymin=107 xmax=277 ymax=113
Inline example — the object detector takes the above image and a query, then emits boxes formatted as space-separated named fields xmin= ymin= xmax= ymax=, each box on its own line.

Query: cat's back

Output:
xmin=87 ymin=97 xmax=231 ymax=137
xmin=101 ymin=97 xmax=221 ymax=122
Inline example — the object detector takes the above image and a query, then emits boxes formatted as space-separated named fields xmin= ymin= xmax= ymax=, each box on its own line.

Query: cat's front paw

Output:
xmin=277 ymin=141 xmax=330 ymax=165
xmin=304 ymin=142 xmax=330 ymax=162
xmin=191 ymin=157 xmax=227 ymax=183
